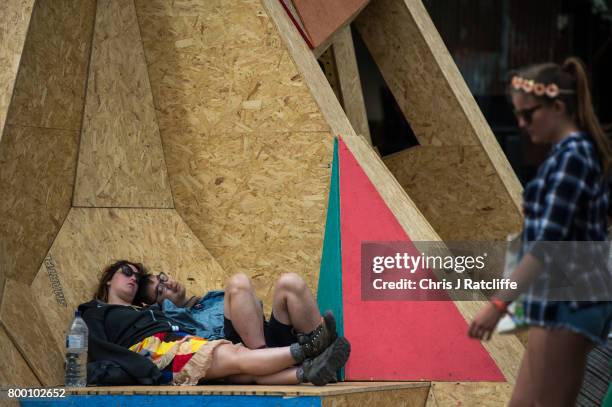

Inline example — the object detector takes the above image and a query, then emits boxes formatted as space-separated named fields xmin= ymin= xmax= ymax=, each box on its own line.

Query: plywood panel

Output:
xmin=0 ymin=324 xmax=40 ymax=387
xmin=426 ymin=382 xmax=513 ymax=407
xmin=0 ymin=279 xmax=64 ymax=386
xmin=322 ymin=386 xmax=429 ymax=407
xmin=0 ymin=0 xmax=35 ymax=142
xmin=0 ymin=125 xmax=79 ymax=287
xmin=291 ymin=0 xmax=369 ymax=48
xmin=264 ymin=0 xmax=440 ymax=243
xmin=333 ymin=27 xmax=372 ymax=144
xmin=73 ymin=0 xmax=173 ymax=208
xmin=384 ymin=146 xmax=521 ymax=241
xmin=6 ymin=0 xmax=95 ymax=131
xmin=135 ymin=0 xmax=330 ymax=135
xmin=30 ymin=207 xmax=230 ymax=353
xmin=136 ymin=0 xmax=335 ymax=311
xmin=161 ymin=131 xmax=333 ymax=312
xmin=354 ymin=0 xmax=523 ymax=215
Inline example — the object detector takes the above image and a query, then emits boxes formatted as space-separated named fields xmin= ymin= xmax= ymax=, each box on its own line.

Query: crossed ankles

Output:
xmin=289 ymin=311 xmax=351 ymax=386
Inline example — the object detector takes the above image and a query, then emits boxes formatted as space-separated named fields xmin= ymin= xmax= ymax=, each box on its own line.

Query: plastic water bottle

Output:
xmin=65 ymin=310 xmax=88 ymax=387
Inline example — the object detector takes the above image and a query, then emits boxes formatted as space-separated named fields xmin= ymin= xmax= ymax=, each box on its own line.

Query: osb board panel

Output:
xmin=383 ymin=146 xmax=521 ymax=241
xmin=353 ymin=0 xmax=474 ymax=146
xmin=135 ymin=0 xmax=330 ymax=135
xmin=30 ymin=207 xmax=229 ymax=353
xmin=354 ymin=0 xmax=523 ymax=211
xmin=163 ymin=131 xmax=333 ymax=313
xmin=73 ymin=0 xmax=173 ymax=208
xmin=0 ymin=279 xmax=64 ymax=386
xmin=322 ymin=386 xmax=430 ymax=407
xmin=426 ymin=382 xmax=513 ymax=407
xmin=6 ymin=0 xmax=95 ymax=131
xmin=333 ymin=27 xmax=371 ymax=144
xmin=262 ymin=0 xmax=439 ymax=243
xmin=0 ymin=125 xmax=78 ymax=287
xmin=0 ymin=0 xmax=34 ymax=142
xmin=292 ymin=0 xmax=368 ymax=48
xmin=70 ymin=382 xmax=427 ymax=396
xmin=0 ymin=324 xmax=40 ymax=387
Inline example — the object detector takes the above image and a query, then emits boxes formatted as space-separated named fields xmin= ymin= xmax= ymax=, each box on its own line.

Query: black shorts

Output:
xmin=224 ymin=314 xmax=297 ymax=348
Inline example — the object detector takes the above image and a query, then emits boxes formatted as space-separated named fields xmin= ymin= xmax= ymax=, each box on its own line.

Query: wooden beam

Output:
xmin=333 ymin=27 xmax=372 ymax=144
xmin=68 ymin=381 xmax=429 ymax=396
xmin=354 ymin=0 xmax=523 ymax=221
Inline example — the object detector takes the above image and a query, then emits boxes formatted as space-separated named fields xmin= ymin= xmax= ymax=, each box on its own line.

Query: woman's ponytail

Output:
xmin=562 ymin=57 xmax=612 ymax=176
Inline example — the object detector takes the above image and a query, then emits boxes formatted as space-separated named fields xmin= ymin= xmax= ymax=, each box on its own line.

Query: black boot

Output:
xmin=299 ymin=336 xmax=350 ymax=386
xmin=299 ymin=310 xmax=338 ymax=359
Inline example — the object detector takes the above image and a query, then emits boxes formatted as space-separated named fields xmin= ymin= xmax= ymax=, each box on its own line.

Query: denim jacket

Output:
xmin=154 ymin=290 xmax=225 ymax=340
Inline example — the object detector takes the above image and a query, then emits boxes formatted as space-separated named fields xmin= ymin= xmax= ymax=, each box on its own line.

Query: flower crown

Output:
xmin=511 ymin=75 xmax=575 ymax=98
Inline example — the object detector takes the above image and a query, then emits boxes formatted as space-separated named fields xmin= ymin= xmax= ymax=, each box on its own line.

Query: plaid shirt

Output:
xmin=520 ymin=132 xmax=611 ymax=322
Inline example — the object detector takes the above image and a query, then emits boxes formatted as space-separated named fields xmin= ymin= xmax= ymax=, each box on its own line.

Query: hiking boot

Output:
xmin=298 ymin=310 xmax=337 ymax=359
xmin=299 ymin=336 xmax=350 ymax=386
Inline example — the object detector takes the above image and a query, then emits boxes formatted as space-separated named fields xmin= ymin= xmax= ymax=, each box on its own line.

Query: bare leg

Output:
xmin=205 ymin=343 xmax=297 ymax=380
xmin=224 ymin=273 xmax=266 ymax=349
xmin=253 ymin=368 xmax=299 ymax=384
xmin=511 ymin=327 xmax=593 ymax=407
xmin=272 ymin=273 xmax=321 ymax=333
xmin=224 ymin=368 xmax=300 ymax=385
xmin=509 ymin=329 xmax=535 ymax=407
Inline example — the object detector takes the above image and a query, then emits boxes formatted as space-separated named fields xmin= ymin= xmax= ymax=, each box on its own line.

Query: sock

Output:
xmin=290 ymin=343 xmax=305 ymax=363
xmin=296 ymin=366 xmax=307 ymax=383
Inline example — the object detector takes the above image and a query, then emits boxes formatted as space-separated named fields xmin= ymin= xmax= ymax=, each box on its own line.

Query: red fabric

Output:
xmin=172 ymin=353 xmax=194 ymax=373
xmin=338 ymin=138 xmax=505 ymax=381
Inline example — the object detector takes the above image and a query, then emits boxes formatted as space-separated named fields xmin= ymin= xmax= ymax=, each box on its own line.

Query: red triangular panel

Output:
xmin=338 ymin=138 xmax=505 ymax=381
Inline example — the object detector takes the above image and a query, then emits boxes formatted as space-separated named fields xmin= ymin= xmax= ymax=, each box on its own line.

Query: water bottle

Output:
xmin=65 ymin=310 xmax=88 ymax=387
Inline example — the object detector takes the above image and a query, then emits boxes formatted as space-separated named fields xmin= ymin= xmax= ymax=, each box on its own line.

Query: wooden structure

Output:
xmin=0 ymin=0 xmax=524 ymax=404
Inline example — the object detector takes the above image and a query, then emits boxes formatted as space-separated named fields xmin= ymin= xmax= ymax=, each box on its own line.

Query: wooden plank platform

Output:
xmin=67 ymin=381 xmax=429 ymax=396
xmin=16 ymin=382 xmax=432 ymax=407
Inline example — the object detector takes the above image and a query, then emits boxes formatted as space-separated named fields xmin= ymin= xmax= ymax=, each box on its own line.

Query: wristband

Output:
xmin=490 ymin=298 xmax=508 ymax=313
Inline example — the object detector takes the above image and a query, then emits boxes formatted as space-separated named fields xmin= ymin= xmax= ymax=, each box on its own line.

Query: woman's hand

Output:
xmin=468 ymin=302 xmax=505 ymax=341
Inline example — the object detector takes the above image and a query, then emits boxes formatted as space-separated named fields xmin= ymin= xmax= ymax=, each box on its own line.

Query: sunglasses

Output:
xmin=153 ymin=272 xmax=169 ymax=304
xmin=514 ymin=104 xmax=542 ymax=124
xmin=119 ymin=264 xmax=142 ymax=282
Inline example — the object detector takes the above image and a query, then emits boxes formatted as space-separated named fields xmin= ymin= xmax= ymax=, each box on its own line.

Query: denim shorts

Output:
xmin=524 ymin=301 xmax=612 ymax=345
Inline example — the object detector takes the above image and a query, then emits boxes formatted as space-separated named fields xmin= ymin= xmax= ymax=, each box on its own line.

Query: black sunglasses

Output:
xmin=119 ymin=264 xmax=142 ymax=282
xmin=514 ymin=104 xmax=542 ymax=124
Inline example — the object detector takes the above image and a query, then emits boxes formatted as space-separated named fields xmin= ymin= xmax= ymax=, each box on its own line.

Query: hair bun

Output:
xmin=562 ymin=57 xmax=581 ymax=76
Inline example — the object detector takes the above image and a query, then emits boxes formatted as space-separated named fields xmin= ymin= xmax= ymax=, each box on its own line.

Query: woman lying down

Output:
xmin=78 ymin=261 xmax=350 ymax=385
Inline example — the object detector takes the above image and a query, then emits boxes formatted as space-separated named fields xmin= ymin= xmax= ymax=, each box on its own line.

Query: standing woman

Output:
xmin=468 ymin=58 xmax=612 ymax=406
